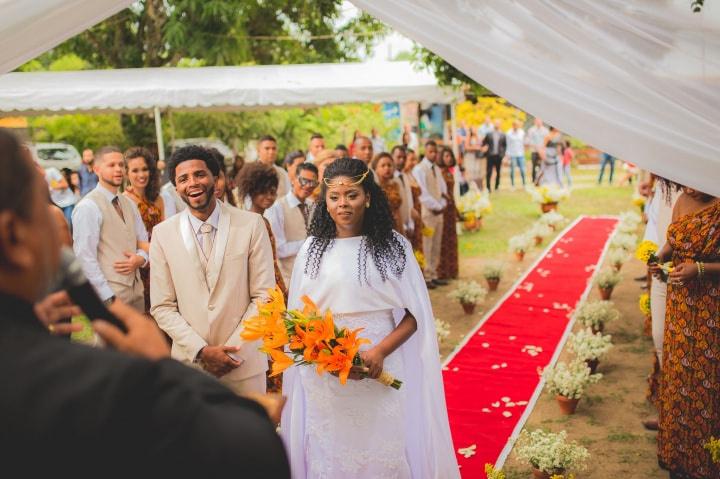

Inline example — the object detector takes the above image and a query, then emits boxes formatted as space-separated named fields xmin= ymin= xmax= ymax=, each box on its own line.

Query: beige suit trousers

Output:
xmin=422 ymin=212 xmax=443 ymax=282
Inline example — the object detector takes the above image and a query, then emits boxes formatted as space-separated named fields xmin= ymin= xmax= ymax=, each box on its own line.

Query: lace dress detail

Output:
xmin=300 ymin=309 xmax=410 ymax=479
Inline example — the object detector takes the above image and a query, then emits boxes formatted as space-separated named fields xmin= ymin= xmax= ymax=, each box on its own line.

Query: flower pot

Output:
xmin=486 ymin=278 xmax=500 ymax=292
xmin=548 ymin=224 xmax=556 ymax=232
xmin=556 ymin=394 xmax=580 ymax=415
xmin=541 ymin=202 xmax=558 ymax=213
xmin=534 ymin=236 xmax=543 ymax=246
xmin=532 ymin=468 xmax=566 ymax=479
xmin=599 ymin=286 xmax=613 ymax=300
xmin=591 ymin=322 xmax=605 ymax=334
xmin=514 ymin=251 xmax=525 ymax=262
xmin=586 ymin=358 xmax=599 ymax=374
xmin=461 ymin=302 xmax=476 ymax=315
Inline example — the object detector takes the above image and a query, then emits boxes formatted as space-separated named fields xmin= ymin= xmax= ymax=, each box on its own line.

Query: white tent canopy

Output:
xmin=0 ymin=61 xmax=460 ymax=115
xmin=353 ymin=0 xmax=720 ymax=196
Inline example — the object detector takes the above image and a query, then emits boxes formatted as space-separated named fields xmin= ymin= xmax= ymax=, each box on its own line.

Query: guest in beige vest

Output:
xmin=72 ymin=146 xmax=148 ymax=311
xmin=265 ymin=163 xmax=318 ymax=285
xmin=411 ymin=140 xmax=448 ymax=289
xmin=150 ymin=145 xmax=275 ymax=395
xmin=391 ymin=145 xmax=417 ymax=238
xmin=257 ymin=135 xmax=291 ymax=199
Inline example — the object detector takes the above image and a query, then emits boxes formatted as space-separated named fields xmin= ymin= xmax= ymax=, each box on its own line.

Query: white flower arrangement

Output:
xmin=528 ymin=185 xmax=570 ymax=205
xmin=482 ymin=261 xmax=504 ymax=280
xmin=530 ymin=222 xmax=553 ymax=239
xmin=595 ymin=268 xmax=622 ymax=289
xmin=542 ymin=359 xmax=602 ymax=399
xmin=456 ymin=190 xmax=492 ymax=218
xmin=538 ymin=211 xmax=567 ymax=229
xmin=515 ymin=429 xmax=589 ymax=474
xmin=575 ymin=300 xmax=620 ymax=330
xmin=618 ymin=210 xmax=642 ymax=227
xmin=608 ymin=248 xmax=628 ymax=267
xmin=617 ymin=221 xmax=638 ymax=234
xmin=435 ymin=318 xmax=451 ymax=343
xmin=448 ymin=280 xmax=487 ymax=305
xmin=568 ymin=328 xmax=613 ymax=362
xmin=609 ymin=232 xmax=637 ymax=252
xmin=509 ymin=234 xmax=534 ymax=253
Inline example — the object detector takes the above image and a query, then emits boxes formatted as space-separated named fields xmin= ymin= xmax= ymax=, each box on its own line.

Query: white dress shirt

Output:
xmin=526 ymin=125 xmax=549 ymax=151
xmin=186 ymin=201 xmax=221 ymax=252
xmin=72 ymin=184 xmax=149 ymax=301
xmin=506 ymin=128 xmax=526 ymax=157
xmin=412 ymin=158 xmax=447 ymax=211
xmin=264 ymin=191 xmax=311 ymax=259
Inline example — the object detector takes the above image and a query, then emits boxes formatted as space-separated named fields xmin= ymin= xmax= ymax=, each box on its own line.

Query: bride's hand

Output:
xmin=359 ymin=348 xmax=385 ymax=379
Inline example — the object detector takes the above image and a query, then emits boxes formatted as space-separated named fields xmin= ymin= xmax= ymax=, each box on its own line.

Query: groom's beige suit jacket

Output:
xmin=149 ymin=201 xmax=275 ymax=383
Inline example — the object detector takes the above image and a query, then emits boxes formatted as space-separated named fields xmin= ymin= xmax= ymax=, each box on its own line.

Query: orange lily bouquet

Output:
xmin=240 ymin=287 xmax=403 ymax=390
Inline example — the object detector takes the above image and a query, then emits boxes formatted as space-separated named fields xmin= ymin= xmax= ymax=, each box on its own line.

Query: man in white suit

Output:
xmin=150 ymin=145 xmax=275 ymax=394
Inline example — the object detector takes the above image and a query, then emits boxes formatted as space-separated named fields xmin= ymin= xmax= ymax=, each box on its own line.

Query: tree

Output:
xmin=412 ymin=46 xmax=492 ymax=99
xmin=26 ymin=0 xmax=388 ymax=145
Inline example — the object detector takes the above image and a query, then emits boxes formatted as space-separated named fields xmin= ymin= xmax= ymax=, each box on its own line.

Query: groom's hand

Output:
xmin=200 ymin=345 xmax=241 ymax=377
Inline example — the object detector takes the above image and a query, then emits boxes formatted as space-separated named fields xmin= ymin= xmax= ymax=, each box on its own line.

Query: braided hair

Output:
xmin=305 ymin=157 xmax=406 ymax=284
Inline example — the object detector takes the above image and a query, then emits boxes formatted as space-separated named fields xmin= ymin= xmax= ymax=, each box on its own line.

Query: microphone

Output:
xmin=54 ymin=247 xmax=127 ymax=333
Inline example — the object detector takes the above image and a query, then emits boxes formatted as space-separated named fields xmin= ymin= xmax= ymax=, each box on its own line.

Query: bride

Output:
xmin=281 ymin=158 xmax=459 ymax=478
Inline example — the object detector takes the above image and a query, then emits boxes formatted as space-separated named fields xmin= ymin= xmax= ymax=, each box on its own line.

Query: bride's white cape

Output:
xmin=281 ymin=235 xmax=460 ymax=478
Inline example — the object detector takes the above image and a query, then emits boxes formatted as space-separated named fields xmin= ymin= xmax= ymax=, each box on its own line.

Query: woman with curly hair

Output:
xmin=123 ymin=146 xmax=163 ymax=311
xmin=235 ymin=162 xmax=287 ymax=299
xmin=280 ymin=158 xmax=459 ymax=478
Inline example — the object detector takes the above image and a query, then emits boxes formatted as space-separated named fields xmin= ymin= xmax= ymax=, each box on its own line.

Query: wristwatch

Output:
xmin=103 ymin=295 xmax=116 ymax=307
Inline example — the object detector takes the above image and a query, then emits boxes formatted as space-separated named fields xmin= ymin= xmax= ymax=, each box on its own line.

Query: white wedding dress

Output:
xmin=281 ymin=234 xmax=459 ymax=479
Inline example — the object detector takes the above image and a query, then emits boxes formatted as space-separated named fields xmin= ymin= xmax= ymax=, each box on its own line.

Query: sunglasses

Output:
xmin=298 ymin=177 xmax=319 ymax=188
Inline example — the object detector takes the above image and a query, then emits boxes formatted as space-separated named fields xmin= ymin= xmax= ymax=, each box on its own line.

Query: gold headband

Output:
xmin=323 ymin=170 xmax=369 ymax=188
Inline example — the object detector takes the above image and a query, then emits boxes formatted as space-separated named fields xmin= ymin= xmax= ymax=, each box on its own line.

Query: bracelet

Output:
xmin=697 ymin=261 xmax=705 ymax=278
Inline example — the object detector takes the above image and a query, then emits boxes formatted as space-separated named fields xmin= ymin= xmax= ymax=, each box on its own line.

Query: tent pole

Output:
xmin=154 ymin=106 xmax=165 ymax=165
xmin=449 ymin=102 xmax=458 ymax=159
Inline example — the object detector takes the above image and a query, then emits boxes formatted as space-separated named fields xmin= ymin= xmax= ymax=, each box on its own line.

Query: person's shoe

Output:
xmin=432 ymin=279 xmax=449 ymax=286
xmin=634 ymin=275 xmax=647 ymax=282
xmin=426 ymin=281 xmax=437 ymax=290
xmin=641 ymin=284 xmax=649 ymax=290
xmin=642 ymin=418 xmax=659 ymax=431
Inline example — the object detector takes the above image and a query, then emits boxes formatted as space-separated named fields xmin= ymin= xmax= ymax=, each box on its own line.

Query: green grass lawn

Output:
xmin=459 ymin=184 xmax=634 ymax=258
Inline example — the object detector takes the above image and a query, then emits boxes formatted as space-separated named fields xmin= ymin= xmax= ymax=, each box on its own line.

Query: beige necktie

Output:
xmin=298 ymin=202 xmax=309 ymax=227
xmin=199 ymin=223 xmax=214 ymax=259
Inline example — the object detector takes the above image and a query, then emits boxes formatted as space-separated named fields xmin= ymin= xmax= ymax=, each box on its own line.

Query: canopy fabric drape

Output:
xmin=0 ymin=0 xmax=133 ymax=74
xmin=353 ymin=0 xmax=720 ymax=195
xmin=0 ymin=61 xmax=459 ymax=114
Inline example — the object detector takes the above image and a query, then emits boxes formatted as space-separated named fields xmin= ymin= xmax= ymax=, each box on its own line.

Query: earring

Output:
xmin=365 ymin=202 xmax=370 ymax=208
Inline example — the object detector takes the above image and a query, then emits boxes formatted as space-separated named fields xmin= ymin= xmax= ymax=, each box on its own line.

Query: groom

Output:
xmin=150 ymin=145 xmax=275 ymax=394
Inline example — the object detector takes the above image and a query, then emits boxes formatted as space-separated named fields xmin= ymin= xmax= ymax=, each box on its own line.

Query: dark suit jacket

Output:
xmin=0 ymin=292 xmax=290 ymax=478
xmin=482 ymin=131 xmax=507 ymax=158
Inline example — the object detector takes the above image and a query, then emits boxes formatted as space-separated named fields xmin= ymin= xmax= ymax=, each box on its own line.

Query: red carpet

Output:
xmin=443 ymin=216 xmax=618 ymax=478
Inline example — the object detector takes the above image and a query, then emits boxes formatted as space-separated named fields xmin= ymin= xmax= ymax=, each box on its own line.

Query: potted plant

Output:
xmin=529 ymin=186 xmax=569 ymax=214
xmin=618 ymin=210 xmax=642 ymax=229
xmin=482 ymin=262 xmax=504 ymax=291
xmin=609 ymin=232 xmax=638 ymax=253
xmin=595 ymin=268 xmax=622 ymax=300
xmin=449 ymin=280 xmax=487 ymax=315
xmin=542 ymin=360 xmax=602 ymax=414
xmin=435 ymin=317 xmax=450 ymax=343
xmin=575 ymin=300 xmax=620 ymax=334
xmin=568 ymin=328 xmax=613 ymax=373
xmin=509 ymin=234 xmax=533 ymax=261
xmin=608 ymin=248 xmax=628 ymax=272
xmin=530 ymin=222 xmax=553 ymax=246
xmin=538 ymin=211 xmax=566 ymax=231
xmin=515 ymin=429 xmax=589 ymax=478
xmin=457 ymin=191 xmax=492 ymax=232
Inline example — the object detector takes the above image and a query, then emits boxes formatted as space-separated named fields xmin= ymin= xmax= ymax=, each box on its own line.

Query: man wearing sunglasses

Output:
xmin=265 ymin=162 xmax=319 ymax=285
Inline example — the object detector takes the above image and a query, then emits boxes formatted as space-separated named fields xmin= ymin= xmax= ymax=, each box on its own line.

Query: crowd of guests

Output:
xmin=638 ymin=175 xmax=719 ymax=479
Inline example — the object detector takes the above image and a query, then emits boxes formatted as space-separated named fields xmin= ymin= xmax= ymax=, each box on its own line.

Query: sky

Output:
xmin=342 ymin=1 xmax=415 ymax=62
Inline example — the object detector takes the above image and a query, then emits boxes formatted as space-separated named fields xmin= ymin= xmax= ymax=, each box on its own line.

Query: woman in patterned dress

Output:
xmin=372 ymin=152 xmax=405 ymax=235
xmin=403 ymin=149 xmax=424 ymax=252
xmin=123 ymin=147 xmax=164 ymax=312
xmin=437 ymin=147 xmax=459 ymax=280
xmin=650 ymin=187 xmax=720 ymax=479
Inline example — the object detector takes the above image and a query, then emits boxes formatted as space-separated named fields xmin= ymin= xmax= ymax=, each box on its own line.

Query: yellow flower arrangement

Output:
xmin=632 ymin=192 xmax=646 ymax=210
xmin=484 ymin=463 xmax=505 ymax=479
xmin=414 ymin=250 xmax=426 ymax=270
xmin=638 ymin=293 xmax=651 ymax=317
xmin=422 ymin=226 xmax=435 ymax=238
xmin=704 ymin=436 xmax=720 ymax=464
xmin=634 ymin=240 xmax=658 ymax=263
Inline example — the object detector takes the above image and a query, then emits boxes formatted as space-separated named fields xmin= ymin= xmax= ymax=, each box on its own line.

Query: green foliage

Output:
xmin=30 ymin=114 xmax=125 ymax=152
xmin=412 ymin=45 xmax=491 ymax=98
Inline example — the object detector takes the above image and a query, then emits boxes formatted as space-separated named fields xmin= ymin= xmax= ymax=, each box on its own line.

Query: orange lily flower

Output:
xmin=315 ymin=346 xmax=354 ymax=384
xmin=264 ymin=348 xmax=295 ymax=377
xmin=336 ymin=327 xmax=371 ymax=359
xmin=300 ymin=295 xmax=319 ymax=316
